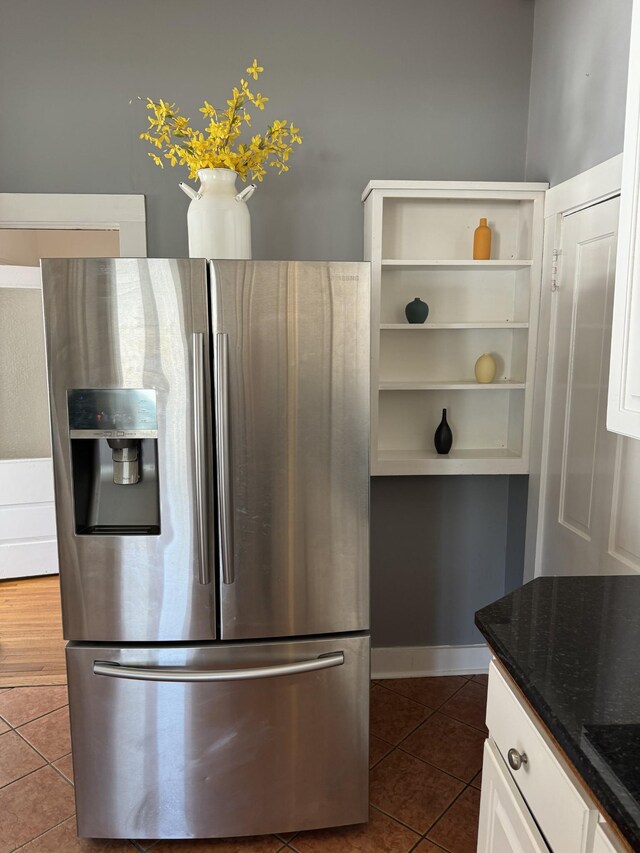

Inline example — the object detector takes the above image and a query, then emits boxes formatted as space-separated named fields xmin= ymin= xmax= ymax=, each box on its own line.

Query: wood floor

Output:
xmin=0 ymin=575 xmax=66 ymax=687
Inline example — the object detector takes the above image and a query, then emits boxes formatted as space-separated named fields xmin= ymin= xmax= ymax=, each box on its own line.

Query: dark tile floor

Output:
xmin=0 ymin=675 xmax=487 ymax=852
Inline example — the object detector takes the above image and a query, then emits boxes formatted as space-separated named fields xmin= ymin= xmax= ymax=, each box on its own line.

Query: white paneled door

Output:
xmin=0 ymin=265 xmax=57 ymax=580
xmin=541 ymin=196 xmax=640 ymax=576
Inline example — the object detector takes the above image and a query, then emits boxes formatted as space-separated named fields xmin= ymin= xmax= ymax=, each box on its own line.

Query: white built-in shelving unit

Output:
xmin=362 ymin=181 xmax=547 ymax=475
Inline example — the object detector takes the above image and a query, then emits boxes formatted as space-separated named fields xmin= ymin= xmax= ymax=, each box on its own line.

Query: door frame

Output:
xmin=0 ymin=193 xmax=146 ymax=256
xmin=0 ymin=194 xmax=147 ymax=579
xmin=524 ymin=155 xmax=623 ymax=581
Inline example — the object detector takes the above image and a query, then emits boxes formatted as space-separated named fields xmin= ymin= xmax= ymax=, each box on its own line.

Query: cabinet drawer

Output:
xmin=486 ymin=661 xmax=598 ymax=853
xmin=478 ymin=738 xmax=550 ymax=852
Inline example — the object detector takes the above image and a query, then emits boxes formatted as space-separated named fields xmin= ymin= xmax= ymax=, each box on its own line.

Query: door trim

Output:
xmin=524 ymin=158 xmax=623 ymax=581
xmin=0 ymin=198 xmax=147 ymax=579
xmin=0 ymin=193 xmax=147 ymax=256
xmin=543 ymin=155 xmax=622 ymax=219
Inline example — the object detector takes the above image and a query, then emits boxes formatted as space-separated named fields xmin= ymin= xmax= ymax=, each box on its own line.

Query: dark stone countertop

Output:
xmin=475 ymin=575 xmax=640 ymax=851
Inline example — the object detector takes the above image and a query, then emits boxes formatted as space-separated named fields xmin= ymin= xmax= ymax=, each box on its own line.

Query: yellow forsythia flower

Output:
xmin=140 ymin=60 xmax=301 ymax=182
xmin=246 ymin=59 xmax=263 ymax=80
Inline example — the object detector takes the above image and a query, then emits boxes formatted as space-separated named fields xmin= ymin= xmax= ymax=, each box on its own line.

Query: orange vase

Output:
xmin=473 ymin=218 xmax=492 ymax=260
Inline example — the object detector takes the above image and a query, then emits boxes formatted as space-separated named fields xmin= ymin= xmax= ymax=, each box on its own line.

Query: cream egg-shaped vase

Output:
xmin=474 ymin=353 xmax=497 ymax=384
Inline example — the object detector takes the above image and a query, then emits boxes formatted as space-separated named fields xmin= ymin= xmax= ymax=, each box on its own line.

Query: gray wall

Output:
xmin=0 ymin=0 xmax=536 ymax=647
xmin=1 ymin=0 xmax=534 ymax=260
xmin=371 ymin=477 xmax=528 ymax=647
xmin=526 ymin=0 xmax=633 ymax=186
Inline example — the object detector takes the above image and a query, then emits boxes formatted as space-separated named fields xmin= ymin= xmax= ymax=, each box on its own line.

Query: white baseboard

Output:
xmin=371 ymin=643 xmax=492 ymax=679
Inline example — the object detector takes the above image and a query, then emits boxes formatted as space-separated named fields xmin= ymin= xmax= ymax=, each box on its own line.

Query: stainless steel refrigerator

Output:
xmin=41 ymin=258 xmax=370 ymax=840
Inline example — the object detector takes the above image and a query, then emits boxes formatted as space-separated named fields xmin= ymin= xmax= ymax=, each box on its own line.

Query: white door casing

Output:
xmin=0 ymin=194 xmax=146 ymax=580
xmin=608 ymin=0 xmax=640 ymax=439
xmin=0 ymin=265 xmax=57 ymax=579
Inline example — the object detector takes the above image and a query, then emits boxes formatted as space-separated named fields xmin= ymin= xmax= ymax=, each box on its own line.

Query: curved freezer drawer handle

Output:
xmin=93 ymin=652 xmax=344 ymax=682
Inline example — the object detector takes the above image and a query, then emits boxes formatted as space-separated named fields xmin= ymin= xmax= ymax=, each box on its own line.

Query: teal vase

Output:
xmin=405 ymin=298 xmax=429 ymax=324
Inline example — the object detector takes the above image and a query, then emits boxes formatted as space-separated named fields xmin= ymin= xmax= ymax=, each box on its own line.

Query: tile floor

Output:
xmin=0 ymin=675 xmax=487 ymax=853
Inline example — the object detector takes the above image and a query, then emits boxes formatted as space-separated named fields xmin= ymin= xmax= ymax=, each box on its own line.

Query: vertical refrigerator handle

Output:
xmin=192 ymin=332 xmax=210 ymax=585
xmin=215 ymin=332 xmax=235 ymax=584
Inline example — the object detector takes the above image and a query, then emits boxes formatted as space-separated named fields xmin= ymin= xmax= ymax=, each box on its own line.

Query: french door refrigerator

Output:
xmin=41 ymin=258 xmax=370 ymax=840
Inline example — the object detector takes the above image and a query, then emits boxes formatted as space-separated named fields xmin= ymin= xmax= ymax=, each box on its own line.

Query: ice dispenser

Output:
xmin=68 ymin=389 xmax=160 ymax=535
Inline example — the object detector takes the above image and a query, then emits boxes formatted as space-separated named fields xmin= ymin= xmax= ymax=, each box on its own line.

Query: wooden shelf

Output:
xmin=381 ymin=259 xmax=533 ymax=270
xmin=380 ymin=322 xmax=529 ymax=330
xmin=379 ymin=380 xmax=526 ymax=391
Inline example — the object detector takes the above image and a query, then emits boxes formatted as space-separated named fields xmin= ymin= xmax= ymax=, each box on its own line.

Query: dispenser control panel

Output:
xmin=68 ymin=389 xmax=158 ymax=438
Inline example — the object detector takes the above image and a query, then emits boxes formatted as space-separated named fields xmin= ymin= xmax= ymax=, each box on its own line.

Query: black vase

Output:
xmin=405 ymin=297 xmax=429 ymax=324
xmin=434 ymin=408 xmax=453 ymax=454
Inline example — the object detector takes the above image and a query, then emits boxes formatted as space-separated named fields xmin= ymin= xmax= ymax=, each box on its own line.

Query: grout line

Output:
xmin=434 ymin=694 xmax=489 ymax=735
xmin=394 ymin=741 xmax=482 ymax=788
xmin=370 ymin=759 xmax=470 ymax=840
xmin=12 ymin=813 xmax=75 ymax=850
xmin=430 ymin=707 xmax=488 ymax=737
xmin=374 ymin=739 xmax=474 ymax=790
xmin=369 ymin=802 xmax=425 ymax=837
xmin=421 ymin=782 xmax=474 ymax=843
xmin=376 ymin=676 xmax=474 ymax=717
xmin=12 ymin=725 xmax=72 ymax=775
xmin=373 ymin=681 xmax=439 ymax=712
xmin=0 ymin=699 xmax=69 ymax=732
xmin=392 ymin=709 xmax=436 ymax=749
xmin=276 ymin=832 xmax=299 ymax=845
xmin=50 ymin=759 xmax=74 ymax=786
xmin=0 ymin=762 xmax=49 ymax=792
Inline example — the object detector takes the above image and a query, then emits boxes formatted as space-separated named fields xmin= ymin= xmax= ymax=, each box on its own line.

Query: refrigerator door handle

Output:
xmin=192 ymin=332 xmax=210 ymax=585
xmin=93 ymin=652 xmax=344 ymax=682
xmin=215 ymin=332 xmax=234 ymax=585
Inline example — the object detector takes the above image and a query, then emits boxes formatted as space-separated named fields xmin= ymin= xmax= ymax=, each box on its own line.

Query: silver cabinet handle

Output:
xmin=507 ymin=748 xmax=528 ymax=771
xmin=192 ymin=332 xmax=209 ymax=585
xmin=93 ymin=652 xmax=344 ymax=682
xmin=215 ymin=332 xmax=234 ymax=585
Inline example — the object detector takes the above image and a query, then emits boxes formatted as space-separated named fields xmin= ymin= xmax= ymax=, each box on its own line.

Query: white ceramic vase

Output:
xmin=180 ymin=168 xmax=255 ymax=259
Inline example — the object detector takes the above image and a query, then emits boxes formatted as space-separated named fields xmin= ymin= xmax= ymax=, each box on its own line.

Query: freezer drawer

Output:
xmin=67 ymin=634 xmax=369 ymax=839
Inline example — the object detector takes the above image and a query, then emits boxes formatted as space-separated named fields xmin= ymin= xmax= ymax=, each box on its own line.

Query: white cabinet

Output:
xmin=362 ymin=181 xmax=546 ymax=475
xmin=478 ymin=738 xmax=549 ymax=852
xmin=608 ymin=0 xmax=640 ymax=440
xmin=593 ymin=822 xmax=627 ymax=853
xmin=481 ymin=660 xmax=629 ymax=853
xmin=486 ymin=662 xmax=597 ymax=853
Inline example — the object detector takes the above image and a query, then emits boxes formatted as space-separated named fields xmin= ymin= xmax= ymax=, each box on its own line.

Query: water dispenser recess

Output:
xmin=68 ymin=389 xmax=160 ymax=535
